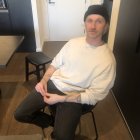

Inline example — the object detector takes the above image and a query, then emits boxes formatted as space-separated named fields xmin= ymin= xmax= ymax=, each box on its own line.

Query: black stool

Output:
xmin=25 ymin=52 xmax=52 ymax=82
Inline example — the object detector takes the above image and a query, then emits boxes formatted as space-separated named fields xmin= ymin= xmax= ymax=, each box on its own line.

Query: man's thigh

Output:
xmin=54 ymin=102 xmax=82 ymax=140
xmin=15 ymin=90 xmax=46 ymax=115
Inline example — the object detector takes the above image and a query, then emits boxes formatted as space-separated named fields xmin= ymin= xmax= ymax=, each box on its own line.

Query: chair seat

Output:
xmin=26 ymin=52 xmax=52 ymax=66
xmin=82 ymin=104 xmax=95 ymax=114
xmin=25 ymin=52 xmax=52 ymax=82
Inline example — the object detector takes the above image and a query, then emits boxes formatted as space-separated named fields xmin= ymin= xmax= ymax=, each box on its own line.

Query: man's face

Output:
xmin=85 ymin=14 xmax=108 ymax=40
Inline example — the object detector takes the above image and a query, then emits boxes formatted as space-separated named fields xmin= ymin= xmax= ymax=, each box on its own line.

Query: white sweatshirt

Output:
xmin=50 ymin=37 xmax=116 ymax=105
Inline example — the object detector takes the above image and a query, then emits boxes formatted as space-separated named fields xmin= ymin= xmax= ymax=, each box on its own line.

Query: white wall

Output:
xmin=91 ymin=0 xmax=104 ymax=5
xmin=36 ymin=0 xmax=49 ymax=42
xmin=108 ymin=0 xmax=121 ymax=50
xmin=31 ymin=0 xmax=41 ymax=51
xmin=31 ymin=0 xmax=49 ymax=51
xmin=36 ymin=0 xmax=44 ymax=49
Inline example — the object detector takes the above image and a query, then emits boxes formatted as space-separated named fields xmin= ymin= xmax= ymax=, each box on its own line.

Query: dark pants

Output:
xmin=14 ymin=80 xmax=92 ymax=140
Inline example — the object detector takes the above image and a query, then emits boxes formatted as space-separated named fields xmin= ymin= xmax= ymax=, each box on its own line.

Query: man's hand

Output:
xmin=43 ymin=93 xmax=81 ymax=105
xmin=43 ymin=93 xmax=65 ymax=105
xmin=35 ymin=65 xmax=56 ymax=97
xmin=35 ymin=79 xmax=47 ymax=96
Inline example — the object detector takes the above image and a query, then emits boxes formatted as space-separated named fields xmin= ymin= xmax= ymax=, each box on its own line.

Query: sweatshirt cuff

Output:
xmin=80 ymin=92 xmax=97 ymax=105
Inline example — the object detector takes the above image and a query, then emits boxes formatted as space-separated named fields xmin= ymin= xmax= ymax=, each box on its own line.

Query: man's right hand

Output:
xmin=35 ymin=79 xmax=47 ymax=96
xmin=35 ymin=65 xmax=56 ymax=97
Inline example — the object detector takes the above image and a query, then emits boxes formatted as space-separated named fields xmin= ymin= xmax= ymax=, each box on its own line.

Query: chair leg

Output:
xmin=25 ymin=58 xmax=29 ymax=81
xmin=78 ymin=119 xmax=82 ymax=135
xmin=42 ymin=128 xmax=46 ymax=138
xmin=43 ymin=64 xmax=46 ymax=74
xmin=36 ymin=66 xmax=41 ymax=82
xmin=90 ymin=111 xmax=98 ymax=140
xmin=79 ymin=112 xmax=98 ymax=140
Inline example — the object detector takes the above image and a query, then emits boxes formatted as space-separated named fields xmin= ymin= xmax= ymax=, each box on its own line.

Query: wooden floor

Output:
xmin=0 ymin=42 xmax=133 ymax=140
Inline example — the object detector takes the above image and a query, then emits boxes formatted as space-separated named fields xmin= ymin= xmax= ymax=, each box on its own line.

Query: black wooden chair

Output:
xmin=25 ymin=52 xmax=52 ymax=82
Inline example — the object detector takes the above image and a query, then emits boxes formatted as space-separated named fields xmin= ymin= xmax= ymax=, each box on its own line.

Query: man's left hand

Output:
xmin=43 ymin=93 xmax=65 ymax=105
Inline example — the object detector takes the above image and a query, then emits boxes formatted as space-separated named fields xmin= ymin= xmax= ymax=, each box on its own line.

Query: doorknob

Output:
xmin=49 ymin=0 xmax=55 ymax=4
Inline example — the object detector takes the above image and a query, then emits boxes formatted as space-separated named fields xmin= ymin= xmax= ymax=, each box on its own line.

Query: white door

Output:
xmin=47 ymin=0 xmax=89 ymax=41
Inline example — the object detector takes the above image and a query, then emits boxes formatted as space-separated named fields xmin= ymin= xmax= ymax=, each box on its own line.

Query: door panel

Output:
xmin=47 ymin=0 xmax=86 ymax=41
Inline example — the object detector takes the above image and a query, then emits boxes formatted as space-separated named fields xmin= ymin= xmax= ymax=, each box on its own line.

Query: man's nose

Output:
xmin=90 ymin=22 xmax=96 ymax=29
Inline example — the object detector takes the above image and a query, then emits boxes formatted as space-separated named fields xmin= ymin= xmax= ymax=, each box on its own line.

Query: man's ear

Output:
xmin=103 ymin=23 xmax=109 ymax=35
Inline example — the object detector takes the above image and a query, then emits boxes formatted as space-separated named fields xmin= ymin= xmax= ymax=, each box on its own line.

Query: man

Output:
xmin=14 ymin=5 xmax=116 ymax=140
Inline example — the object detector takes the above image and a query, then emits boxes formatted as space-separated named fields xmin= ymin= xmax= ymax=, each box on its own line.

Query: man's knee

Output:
xmin=14 ymin=109 xmax=27 ymax=122
xmin=14 ymin=109 xmax=22 ymax=121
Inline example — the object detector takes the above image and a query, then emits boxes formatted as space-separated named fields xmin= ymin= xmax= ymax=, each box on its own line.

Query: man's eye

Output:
xmin=96 ymin=20 xmax=102 ymax=23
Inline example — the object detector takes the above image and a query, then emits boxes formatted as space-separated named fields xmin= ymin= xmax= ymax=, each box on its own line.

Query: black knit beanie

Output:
xmin=84 ymin=5 xmax=109 ymax=23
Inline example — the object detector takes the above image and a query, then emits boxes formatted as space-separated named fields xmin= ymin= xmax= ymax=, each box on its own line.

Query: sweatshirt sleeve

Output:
xmin=80 ymin=62 xmax=116 ymax=105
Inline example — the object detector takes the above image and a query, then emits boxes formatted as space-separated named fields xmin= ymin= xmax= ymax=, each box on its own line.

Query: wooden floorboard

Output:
xmin=0 ymin=44 xmax=133 ymax=139
xmin=0 ymin=82 xmax=43 ymax=136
